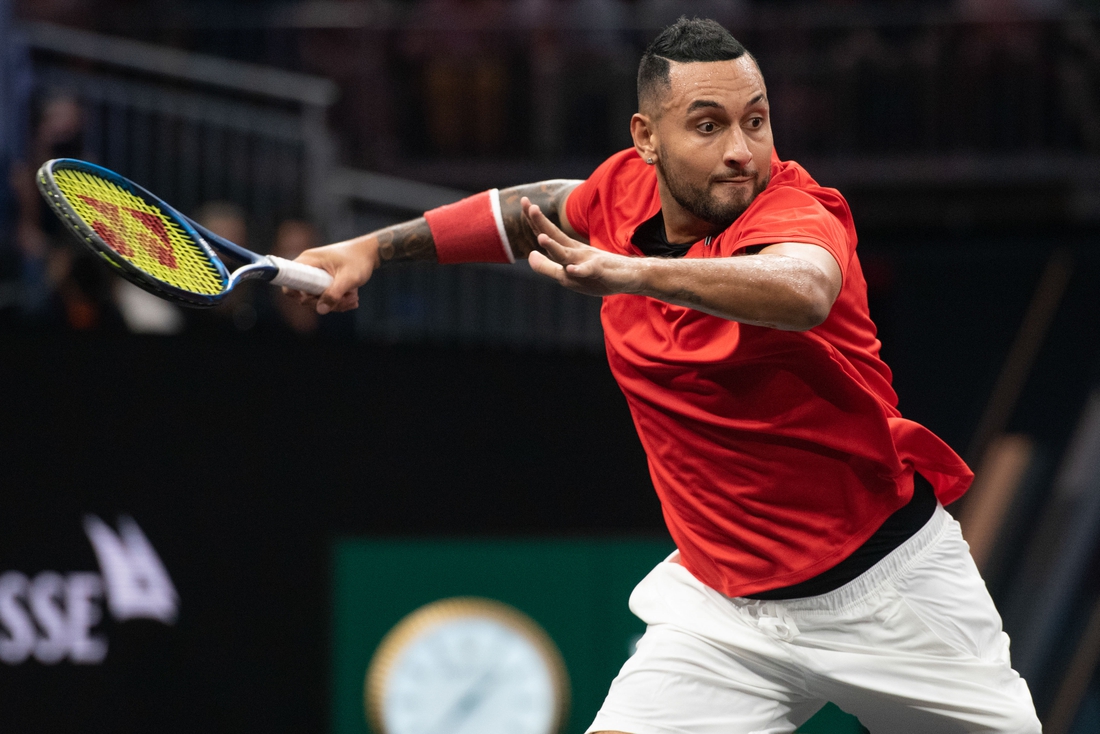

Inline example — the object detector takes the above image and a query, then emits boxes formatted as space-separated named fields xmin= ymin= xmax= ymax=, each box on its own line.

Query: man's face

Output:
xmin=651 ymin=57 xmax=773 ymax=231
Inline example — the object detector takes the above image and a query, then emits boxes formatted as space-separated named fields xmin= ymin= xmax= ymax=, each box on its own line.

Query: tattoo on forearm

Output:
xmin=499 ymin=179 xmax=582 ymax=257
xmin=376 ymin=218 xmax=437 ymax=264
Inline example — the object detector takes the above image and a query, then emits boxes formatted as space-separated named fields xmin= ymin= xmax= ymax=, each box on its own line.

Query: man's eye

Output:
xmin=747 ymin=117 xmax=764 ymax=129
xmin=698 ymin=122 xmax=717 ymax=133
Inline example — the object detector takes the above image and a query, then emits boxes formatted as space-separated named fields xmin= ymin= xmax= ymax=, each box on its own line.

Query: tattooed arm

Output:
xmin=292 ymin=180 xmax=582 ymax=313
xmin=498 ymin=180 xmax=585 ymax=256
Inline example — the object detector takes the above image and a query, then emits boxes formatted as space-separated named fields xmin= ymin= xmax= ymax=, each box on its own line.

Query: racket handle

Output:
xmin=268 ymin=256 xmax=334 ymax=296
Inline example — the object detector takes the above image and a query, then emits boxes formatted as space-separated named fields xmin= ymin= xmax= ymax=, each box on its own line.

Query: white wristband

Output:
xmin=488 ymin=188 xmax=515 ymax=264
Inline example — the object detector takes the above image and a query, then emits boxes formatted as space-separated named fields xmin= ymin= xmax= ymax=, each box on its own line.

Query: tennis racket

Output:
xmin=36 ymin=158 xmax=333 ymax=308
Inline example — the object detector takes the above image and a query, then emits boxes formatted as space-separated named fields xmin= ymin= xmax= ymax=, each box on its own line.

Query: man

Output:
xmin=292 ymin=18 xmax=1041 ymax=734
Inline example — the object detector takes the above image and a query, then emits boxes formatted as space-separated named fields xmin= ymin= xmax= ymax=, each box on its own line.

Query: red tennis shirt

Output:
xmin=565 ymin=148 xmax=973 ymax=597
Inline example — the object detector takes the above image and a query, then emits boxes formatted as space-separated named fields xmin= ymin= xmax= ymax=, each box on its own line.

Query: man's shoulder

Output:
xmin=718 ymin=154 xmax=857 ymax=259
xmin=764 ymin=156 xmax=830 ymax=200
xmin=586 ymin=148 xmax=652 ymax=189
xmin=568 ymin=149 xmax=659 ymax=239
xmin=756 ymin=155 xmax=854 ymax=227
xmin=766 ymin=157 xmax=845 ymax=202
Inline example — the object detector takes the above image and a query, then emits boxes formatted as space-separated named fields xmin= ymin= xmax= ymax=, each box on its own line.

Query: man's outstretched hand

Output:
xmin=523 ymin=197 xmax=644 ymax=297
xmin=521 ymin=196 xmax=842 ymax=331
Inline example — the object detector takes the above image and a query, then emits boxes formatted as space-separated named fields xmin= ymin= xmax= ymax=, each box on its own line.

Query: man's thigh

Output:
xmin=798 ymin=513 xmax=1040 ymax=733
xmin=586 ymin=622 xmax=824 ymax=734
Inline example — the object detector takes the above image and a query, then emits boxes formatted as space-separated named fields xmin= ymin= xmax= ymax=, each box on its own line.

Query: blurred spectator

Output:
xmin=10 ymin=95 xmax=124 ymax=331
xmin=1058 ymin=17 xmax=1100 ymax=152
xmin=10 ymin=95 xmax=183 ymax=335
xmin=113 ymin=280 xmax=185 ymax=335
xmin=254 ymin=218 xmax=355 ymax=339
xmin=518 ymin=0 xmax=635 ymax=158
xmin=952 ymin=0 xmax=1046 ymax=151
xmin=405 ymin=0 xmax=512 ymax=157
xmin=298 ymin=0 xmax=397 ymax=169
xmin=196 ymin=201 xmax=248 ymax=253
xmin=557 ymin=0 xmax=635 ymax=156
xmin=268 ymin=219 xmax=321 ymax=336
xmin=193 ymin=200 xmax=258 ymax=332
xmin=513 ymin=0 xmax=564 ymax=159
xmin=823 ymin=20 xmax=936 ymax=153
xmin=0 ymin=0 xmax=22 ymax=319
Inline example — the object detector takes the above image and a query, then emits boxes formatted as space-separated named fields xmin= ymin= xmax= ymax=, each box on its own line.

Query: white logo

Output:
xmin=0 ymin=515 xmax=178 ymax=665
xmin=84 ymin=515 xmax=178 ymax=624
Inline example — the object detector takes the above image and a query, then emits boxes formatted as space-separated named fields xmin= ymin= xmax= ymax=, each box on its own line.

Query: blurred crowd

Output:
xmin=15 ymin=0 xmax=1100 ymax=168
xmin=287 ymin=0 xmax=1100 ymax=165
xmin=0 ymin=94 xmax=353 ymax=338
xmin=2 ymin=0 xmax=1100 ymax=335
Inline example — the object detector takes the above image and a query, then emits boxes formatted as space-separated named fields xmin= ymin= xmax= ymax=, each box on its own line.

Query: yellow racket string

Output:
xmin=53 ymin=169 xmax=226 ymax=295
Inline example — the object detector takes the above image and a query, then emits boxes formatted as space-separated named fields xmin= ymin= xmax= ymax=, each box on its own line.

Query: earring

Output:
xmin=646 ymin=158 xmax=654 ymax=164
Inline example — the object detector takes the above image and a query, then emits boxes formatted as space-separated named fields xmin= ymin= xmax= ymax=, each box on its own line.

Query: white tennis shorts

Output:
xmin=587 ymin=505 xmax=1041 ymax=734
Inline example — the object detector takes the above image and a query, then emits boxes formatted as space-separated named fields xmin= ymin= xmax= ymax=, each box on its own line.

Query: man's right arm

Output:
xmin=293 ymin=179 xmax=582 ymax=313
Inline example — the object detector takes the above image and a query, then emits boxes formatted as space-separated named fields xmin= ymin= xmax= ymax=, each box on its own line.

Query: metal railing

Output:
xmin=355 ymin=261 xmax=604 ymax=351
xmin=19 ymin=21 xmax=605 ymax=350
xmin=27 ymin=22 xmax=336 ymax=242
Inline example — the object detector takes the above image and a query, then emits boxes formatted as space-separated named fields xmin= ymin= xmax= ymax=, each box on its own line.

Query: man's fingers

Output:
xmin=311 ymin=289 xmax=358 ymax=314
xmin=528 ymin=250 xmax=569 ymax=284
xmin=280 ymin=286 xmax=315 ymax=307
xmin=521 ymin=196 xmax=548 ymax=234
xmin=537 ymin=232 xmax=568 ymax=261
xmin=565 ymin=260 xmax=597 ymax=279
xmin=331 ymin=292 xmax=359 ymax=312
xmin=526 ymin=203 xmax=572 ymax=246
xmin=293 ymin=251 xmax=370 ymax=314
xmin=316 ymin=272 xmax=359 ymax=314
xmin=525 ymin=201 xmax=576 ymax=249
xmin=537 ymin=232 xmax=586 ymax=268
xmin=288 ymin=292 xmax=356 ymax=313
xmin=530 ymin=250 xmax=597 ymax=283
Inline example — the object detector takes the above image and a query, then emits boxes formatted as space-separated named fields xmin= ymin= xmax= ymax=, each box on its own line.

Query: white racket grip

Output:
xmin=268 ymin=256 xmax=334 ymax=296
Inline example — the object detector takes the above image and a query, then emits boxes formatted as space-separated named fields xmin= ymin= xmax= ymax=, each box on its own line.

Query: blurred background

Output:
xmin=1 ymin=0 xmax=1100 ymax=732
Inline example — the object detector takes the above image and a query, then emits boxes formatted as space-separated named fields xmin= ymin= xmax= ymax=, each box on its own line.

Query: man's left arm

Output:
xmin=523 ymin=199 xmax=842 ymax=332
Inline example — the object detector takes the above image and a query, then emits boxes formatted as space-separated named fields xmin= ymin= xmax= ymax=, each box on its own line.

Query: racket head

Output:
xmin=37 ymin=159 xmax=231 ymax=308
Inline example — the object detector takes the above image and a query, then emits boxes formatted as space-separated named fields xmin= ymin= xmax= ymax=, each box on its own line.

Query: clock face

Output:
xmin=366 ymin=599 xmax=569 ymax=734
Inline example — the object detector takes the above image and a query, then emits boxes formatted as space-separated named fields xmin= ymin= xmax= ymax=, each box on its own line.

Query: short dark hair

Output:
xmin=637 ymin=17 xmax=755 ymax=113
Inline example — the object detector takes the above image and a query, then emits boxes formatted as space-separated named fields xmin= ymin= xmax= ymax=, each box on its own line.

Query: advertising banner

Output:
xmin=333 ymin=539 xmax=865 ymax=734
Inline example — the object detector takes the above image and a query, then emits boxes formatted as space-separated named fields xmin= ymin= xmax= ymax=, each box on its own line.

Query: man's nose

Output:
xmin=724 ymin=127 xmax=753 ymax=169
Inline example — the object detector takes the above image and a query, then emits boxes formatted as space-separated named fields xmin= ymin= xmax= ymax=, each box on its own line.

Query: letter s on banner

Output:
xmin=0 ymin=572 xmax=35 ymax=664
xmin=83 ymin=515 xmax=179 ymax=624
xmin=29 ymin=572 xmax=69 ymax=664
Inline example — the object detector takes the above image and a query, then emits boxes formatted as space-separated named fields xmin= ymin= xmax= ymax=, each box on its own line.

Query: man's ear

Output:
xmin=631 ymin=113 xmax=657 ymax=164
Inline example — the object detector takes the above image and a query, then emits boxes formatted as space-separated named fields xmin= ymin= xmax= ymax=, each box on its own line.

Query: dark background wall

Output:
xmin=0 ymin=334 xmax=662 ymax=732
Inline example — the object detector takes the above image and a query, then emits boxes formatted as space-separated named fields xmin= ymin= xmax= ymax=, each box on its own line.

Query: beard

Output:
xmin=656 ymin=155 xmax=770 ymax=231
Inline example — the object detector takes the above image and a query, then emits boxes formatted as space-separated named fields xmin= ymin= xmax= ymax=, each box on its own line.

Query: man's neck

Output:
xmin=656 ymin=181 xmax=720 ymax=245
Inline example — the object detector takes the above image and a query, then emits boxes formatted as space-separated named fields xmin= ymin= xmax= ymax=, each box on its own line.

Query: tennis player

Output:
xmin=293 ymin=18 xmax=1041 ymax=734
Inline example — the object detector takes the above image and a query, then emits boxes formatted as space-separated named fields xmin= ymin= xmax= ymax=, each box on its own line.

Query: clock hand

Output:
xmin=425 ymin=665 xmax=500 ymax=734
